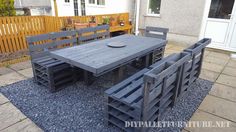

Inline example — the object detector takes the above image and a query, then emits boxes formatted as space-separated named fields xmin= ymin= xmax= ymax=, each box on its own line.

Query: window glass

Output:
xmin=65 ymin=0 xmax=70 ymax=3
xmin=89 ymin=0 xmax=95 ymax=4
xmin=97 ymin=0 xmax=105 ymax=5
xmin=148 ymin=0 xmax=161 ymax=15
xmin=208 ymin=0 xmax=235 ymax=19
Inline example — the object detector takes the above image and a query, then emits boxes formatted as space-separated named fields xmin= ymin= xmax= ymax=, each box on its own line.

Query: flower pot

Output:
xmin=74 ymin=23 xmax=89 ymax=30
xmin=110 ymin=21 xmax=116 ymax=27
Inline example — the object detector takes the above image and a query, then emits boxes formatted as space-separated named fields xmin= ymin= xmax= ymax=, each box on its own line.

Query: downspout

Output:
xmin=54 ymin=0 xmax=58 ymax=17
xmin=135 ymin=0 xmax=140 ymax=35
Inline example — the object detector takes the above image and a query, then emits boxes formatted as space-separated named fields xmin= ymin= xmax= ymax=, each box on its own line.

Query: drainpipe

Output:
xmin=53 ymin=0 xmax=58 ymax=17
xmin=135 ymin=0 xmax=140 ymax=35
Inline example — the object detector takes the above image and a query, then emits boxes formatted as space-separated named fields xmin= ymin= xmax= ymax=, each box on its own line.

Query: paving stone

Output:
xmin=0 ymin=72 xmax=26 ymax=87
xmin=209 ymin=83 xmax=236 ymax=102
xmin=1 ymin=118 xmax=42 ymax=132
xmin=216 ymin=74 xmax=236 ymax=88
xmin=185 ymin=110 xmax=236 ymax=132
xmin=204 ymin=50 xmax=211 ymax=57
xmin=182 ymin=129 xmax=189 ymax=132
xmin=204 ymin=56 xmax=229 ymax=66
xmin=9 ymin=61 xmax=32 ymax=71
xmin=202 ymin=62 xmax=224 ymax=73
xmin=0 ymin=93 xmax=9 ymax=105
xmin=227 ymin=59 xmax=236 ymax=68
xmin=169 ymin=45 xmax=186 ymax=51
xmin=0 ymin=67 xmax=14 ymax=76
xmin=165 ymin=44 xmax=175 ymax=49
xmin=208 ymin=52 xmax=230 ymax=60
xmin=18 ymin=68 xmax=33 ymax=78
xmin=198 ymin=95 xmax=236 ymax=122
xmin=199 ymin=69 xmax=220 ymax=82
xmin=222 ymin=66 xmax=236 ymax=77
xmin=0 ymin=103 xmax=26 ymax=130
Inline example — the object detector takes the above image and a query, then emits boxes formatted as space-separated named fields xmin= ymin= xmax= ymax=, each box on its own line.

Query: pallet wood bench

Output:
xmin=105 ymin=52 xmax=191 ymax=131
xmin=145 ymin=26 xmax=169 ymax=63
xmin=27 ymin=31 xmax=77 ymax=92
xmin=105 ymin=38 xmax=211 ymax=132
xmin=178 ymin=38 xmax=211 ymax=96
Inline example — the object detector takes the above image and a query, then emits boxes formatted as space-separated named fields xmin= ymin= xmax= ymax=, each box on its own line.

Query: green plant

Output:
xmin=103 ymin=17 xmax=110 ymax=25
xmin=0 ymin=0 xmax=16 ymax=16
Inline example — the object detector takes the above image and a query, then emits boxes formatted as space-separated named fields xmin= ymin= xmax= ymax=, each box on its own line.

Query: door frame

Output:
xmin=199 ymin=0 xmax=236 ymax=51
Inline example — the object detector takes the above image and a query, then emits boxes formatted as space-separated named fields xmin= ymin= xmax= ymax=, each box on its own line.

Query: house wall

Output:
xmin=139 ymin=0 xmax=206 ymax=45
xmin=51 ymin=0 xmax=134 ymax=17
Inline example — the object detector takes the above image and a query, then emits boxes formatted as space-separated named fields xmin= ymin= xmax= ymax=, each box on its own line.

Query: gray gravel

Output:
xmin=0 ymin=68 xmax=213 ymax=132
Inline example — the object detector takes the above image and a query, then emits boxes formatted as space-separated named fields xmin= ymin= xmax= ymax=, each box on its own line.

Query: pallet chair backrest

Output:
xmin=77 ymin=25 xmax=110 ymax=44
xmin=26 ymin=31 xmax=77 ymax=60
xmin=145 ymin=26 xmax=169 ymax=40
xmin=141 ymin=52 xmax=191 ymax=122
xmin=182 ymin=38 xmax=211 ymax=88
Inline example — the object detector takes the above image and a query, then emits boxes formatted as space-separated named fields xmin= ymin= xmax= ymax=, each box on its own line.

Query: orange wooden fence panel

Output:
xmin=0 ymin=13 xmax=131 ymax=54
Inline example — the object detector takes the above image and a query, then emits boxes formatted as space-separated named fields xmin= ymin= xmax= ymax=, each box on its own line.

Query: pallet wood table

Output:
xmin=50 ymin=34 xmax=167 ymax=84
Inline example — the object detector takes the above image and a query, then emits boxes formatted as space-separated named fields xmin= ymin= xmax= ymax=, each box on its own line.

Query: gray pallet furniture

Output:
xmin=178 ymin=38 xmax=211 ymax=96
xmin=50 ymin=35 xmax=167 ymax=84
xmin=105 ymin=38 xmax=211 ymax=132
xmin=26 ymin=31 xmax=77 ymax=92
xmin=77 ymin=25 xmax=110 ymax=44
xmin=144 ymin=26 xmax=169 ymax=63
xmin=105 ymin=52 xmax=190 ymax=132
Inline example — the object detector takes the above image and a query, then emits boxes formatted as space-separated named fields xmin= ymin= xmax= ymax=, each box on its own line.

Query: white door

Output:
xmin=201 ymin=0 xmax=236 ymax=51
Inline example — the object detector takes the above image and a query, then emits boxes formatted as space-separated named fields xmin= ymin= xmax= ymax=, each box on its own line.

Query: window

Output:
xmin=147 ymin=0 xmax=161 ymax=15
xmin=65 ymin=0 xmax=70 ymax=3
xmin=89 ymin=0 xmax=95 ymax=4
xmin=208 ymin=0 xmax=235 ymax=19
xmin=74 ymin=0 xmax=79 ymax=16
xmin=97 ymin=0 xmax=105 ymax=5
xmin=89 ymin=0 xmax=105 ymax=6
xmin=81 ymin=0 xmax=86 ymax=16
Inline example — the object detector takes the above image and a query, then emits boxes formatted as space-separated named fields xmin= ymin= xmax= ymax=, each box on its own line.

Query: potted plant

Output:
xmin=89 ymin=16 xmax=97 ymax=27
xmin=102 ymin=17 xmax=110 ymax=25
xmin=74 ymin=19 xmax=89 ymax=30
xmin=118 ymin=15 xmax=125 ymax=26
xmin=109 ymin=16 xmax=116 ymax=26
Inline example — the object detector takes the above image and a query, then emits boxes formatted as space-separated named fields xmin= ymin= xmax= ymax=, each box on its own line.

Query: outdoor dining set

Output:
xmin=26 ymin=25 xmax=211 ymax=131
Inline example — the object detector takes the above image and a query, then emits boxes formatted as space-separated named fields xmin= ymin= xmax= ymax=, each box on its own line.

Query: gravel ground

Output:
xmin=0 ymin=68 xmax=213 ymax=132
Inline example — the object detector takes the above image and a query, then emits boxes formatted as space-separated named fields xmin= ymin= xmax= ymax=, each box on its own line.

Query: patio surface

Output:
xmin=0 ymin=43 xmax=235 ymax=131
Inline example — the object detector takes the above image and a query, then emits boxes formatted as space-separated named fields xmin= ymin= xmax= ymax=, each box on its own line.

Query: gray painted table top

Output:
xmin=50 ymin=34 xmax=167 ymax=75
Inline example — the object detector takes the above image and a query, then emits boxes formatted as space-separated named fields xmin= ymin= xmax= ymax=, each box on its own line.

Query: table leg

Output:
xmin=144 ymin=53 xmax=153 ymax=67
xmin=84 ymin=71 xmax=94 ymax=85
xmin=113 ymin=66 xmax=125 ymax=84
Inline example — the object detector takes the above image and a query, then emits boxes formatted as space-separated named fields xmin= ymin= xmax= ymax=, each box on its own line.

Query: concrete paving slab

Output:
xmin=209 ymin=83 xmax=236 ymax=102
xmin=222 ymin=66 xmax=236 ymax=77
xmin=202 ymin=62 xmax=224 ymax=73
xmin=208 ymin=52 xmax=230 ymax=60
xmin=18 ymin=68 xmax=33 ymax=78
xmin=199 ymin=95 xmax=236 ymax=122
xmin=216 ymin=74 xmax=236 ymax=88
xmin=0 ymin=67 xmax=15 ymax=76
xmin=0 ymin=94 xmax=9 ymax=105
xmin=199 ymin=69 xmax=220 ymax=82
xmin=227 ymin=59 xmax=236 ymax=68
xmin=204 ymin=56 xmax=229 ymax=66
xmin=0 ymin=103 xmax=26 ymax=130
xmin=9 ymin=61 xmax=32 ymax=71
xmin=1 ymin=118 xmax=42 ymax=132
xmin=0 ymin=72 xmax=26 ymax=87
xmin=185 ymin=110 xmax=236 ymax=132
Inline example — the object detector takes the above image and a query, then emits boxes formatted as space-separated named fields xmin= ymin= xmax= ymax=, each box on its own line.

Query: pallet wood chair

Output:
xmin=178 ymin=38 xmax=211 ymax=96
xmin=77 ymin=25 xmax=110 ymax=44
xmin=105 ymin=52 xmax=191 ymax=132
xmin=145 ymin=26 xmax=169 ymax=63
xmin=26 ymin=31 xmax=77 ymax=92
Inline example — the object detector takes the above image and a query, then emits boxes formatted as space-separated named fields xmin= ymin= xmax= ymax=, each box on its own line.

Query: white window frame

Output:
xmin=88 ymin=0 xmax=105 ymax=7
xmin=146 ymin=0 xmax=161 ymax=17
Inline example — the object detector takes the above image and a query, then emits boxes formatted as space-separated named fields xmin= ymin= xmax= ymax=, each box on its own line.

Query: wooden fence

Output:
xmin=0 ymin=13 xmax=130 ymax=54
